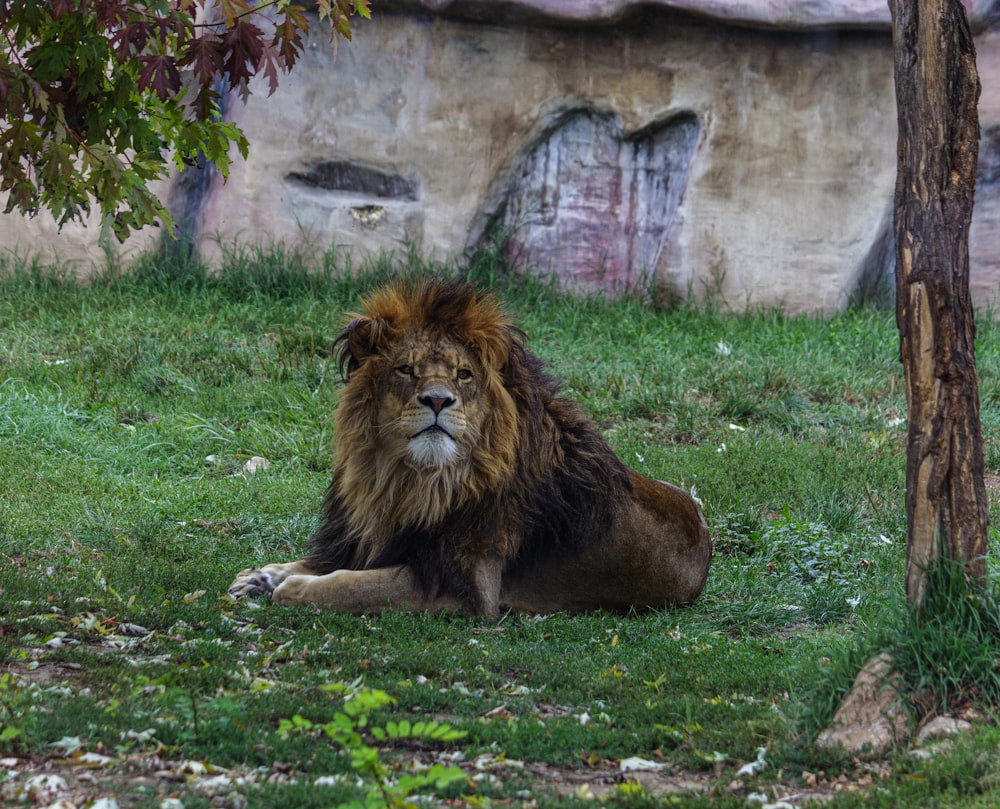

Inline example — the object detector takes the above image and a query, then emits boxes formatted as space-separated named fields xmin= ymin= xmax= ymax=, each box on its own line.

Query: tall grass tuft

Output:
xmin=125 ymin=244 xmax=209 ymax=291
xmin=890 ymin=557 xmax=1000 ymax=714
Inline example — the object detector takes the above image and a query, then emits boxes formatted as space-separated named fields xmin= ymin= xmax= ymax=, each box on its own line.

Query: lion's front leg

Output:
xmin=228 ymin=559 xmax=315 ymax=599
xmin=273 ymin=564 xmax=464 ymax=614
xmin=470 ymin=555 xmax=503 ymax=616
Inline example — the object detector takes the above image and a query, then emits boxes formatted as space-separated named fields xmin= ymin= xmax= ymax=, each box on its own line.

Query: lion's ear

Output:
xmin=335 ymin=316 xmax=392 ymax=379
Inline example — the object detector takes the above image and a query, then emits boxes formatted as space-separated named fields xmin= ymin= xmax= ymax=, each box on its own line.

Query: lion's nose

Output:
xmin=419 ymin=393 xmax=456 ymax=415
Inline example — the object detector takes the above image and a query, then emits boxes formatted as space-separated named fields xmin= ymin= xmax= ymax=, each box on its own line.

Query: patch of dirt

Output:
xmin=516 ymin=759 xmax=895 ymax=804
xmin=0 ymin=752 xmax=887 ymax=808
xmin=522 ymin=761 xmax=713 ymax=799
xmin=5 ymin=660 xmax=85 ymax=685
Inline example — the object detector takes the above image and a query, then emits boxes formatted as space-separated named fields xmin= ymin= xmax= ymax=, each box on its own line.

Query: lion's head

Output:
xmin=330 ymin=281 xmax=522 ymax=555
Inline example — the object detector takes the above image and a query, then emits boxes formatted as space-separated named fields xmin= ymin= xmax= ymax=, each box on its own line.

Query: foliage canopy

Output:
xmin=0 ymin=0 xmax=369 ymax=240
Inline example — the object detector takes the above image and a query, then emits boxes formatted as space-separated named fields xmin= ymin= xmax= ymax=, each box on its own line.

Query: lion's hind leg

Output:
xmin=228 ymin=559 xmax=315 ymax=599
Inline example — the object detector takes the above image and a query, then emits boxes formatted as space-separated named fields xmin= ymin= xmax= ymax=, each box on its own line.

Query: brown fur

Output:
xmin=229 ymin=280 xmax=712 ymax=614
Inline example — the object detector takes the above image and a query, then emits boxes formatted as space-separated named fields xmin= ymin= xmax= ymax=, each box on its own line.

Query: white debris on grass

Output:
xmin=23 ymin=773 xmax=69 ymax=802
xmin=619 ymin=757 xmax=664 ymax=773
xmin=243 ymin=456 xmax=271 ymax=475
xmin=737 ymin=747 xmax=768 ymax=777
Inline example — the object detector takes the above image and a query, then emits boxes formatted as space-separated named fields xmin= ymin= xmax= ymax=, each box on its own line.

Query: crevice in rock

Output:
xmin=286 ymin=160 xmax=420 ymax=201
xmin=470 ymin=107 xmax=700 ymax=296
xmin=851 ymin=202 xmax=895 ymax=309
xmin=977 ymin=125 xmax=1000 ymax=189
xmin=160 ymin=77 xmax=230 ymax=264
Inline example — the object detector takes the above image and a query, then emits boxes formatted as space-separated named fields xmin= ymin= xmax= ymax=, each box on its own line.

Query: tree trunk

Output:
xmin=890 ymin=0 xmax=988 ymax=608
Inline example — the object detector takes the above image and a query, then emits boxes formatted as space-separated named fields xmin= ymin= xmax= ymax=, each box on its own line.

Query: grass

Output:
xmin=0 ymin=244 xmax=999 ymax=807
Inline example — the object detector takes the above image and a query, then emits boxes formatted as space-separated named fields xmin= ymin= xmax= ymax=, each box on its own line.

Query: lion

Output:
xmin=228 ymin=280 xmax=711 ymax=614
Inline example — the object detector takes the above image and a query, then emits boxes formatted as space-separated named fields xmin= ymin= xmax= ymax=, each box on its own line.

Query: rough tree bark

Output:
xmin=817 ymin=0 xmax=988 ymax=754
xmin=891 ymin=0 xmax=988 ymax=608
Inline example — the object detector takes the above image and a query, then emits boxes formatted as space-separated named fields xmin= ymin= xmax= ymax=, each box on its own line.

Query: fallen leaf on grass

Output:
xmin=620 ymin=757 xmax=664 ymax=773
xmin=47 ymin=736 xmax=84 ymax=756
xmin=747 ymin=794 xmax=794 ymax=809
xmin=120 ymin=728 xmax=157 ymax=743
xmin=156 ymin=760 xmax=212 ymax=779
xmin=23 ymin=773 xmax=69 ymax=801
xmin=118 ymin=622 xmax=150 ymax=636
xmin=472 ymin=753 xmax=524 ymax=771
xmin=71 ymin=613 xmax=112 ymax=635
xmin=737 ymin=747 xmax=768 ymax=777
xmin=443 ymin=681 xmax=483 ymax=697
xmin=482 ymin=705 xmax=514 ymax=721
xmin=68 ymin=750 xmax=115 ymax=768
xmin=196 ymin=772 xmax=250 ymax=794
xmin=243 ymin=456 xmax=271 ymax=475
xmin=501 ymin=682 xmax=533 ymax=696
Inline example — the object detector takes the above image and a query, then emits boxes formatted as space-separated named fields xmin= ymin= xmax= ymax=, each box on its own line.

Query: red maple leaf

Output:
xmin=258 ymin=41 xmax=282 ymax=96
xmin=49 ymin=0 xmax=74 ymax=20
xmin=181 ymin=33 xmax=225 ymax=87
xmin=137 ymin=54 xmax=181 ymax=102
xmin=109 ymin=18 xmax=153 ymax=58
xmin=220 ymin=18 xmax=265 ymax=91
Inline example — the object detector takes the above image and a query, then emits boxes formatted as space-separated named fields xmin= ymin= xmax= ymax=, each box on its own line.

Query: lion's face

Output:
xmin=377 ymin=334 xmax=485 ymax=469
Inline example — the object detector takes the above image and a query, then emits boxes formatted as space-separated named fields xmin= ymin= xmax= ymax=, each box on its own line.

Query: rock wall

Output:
xmin=2 ymin=1 xmax=999 ymax=313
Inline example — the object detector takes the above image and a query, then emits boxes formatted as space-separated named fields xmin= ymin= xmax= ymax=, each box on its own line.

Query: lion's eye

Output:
xmin=396 ymin=364 xmax=416 ymax=377
xmin=456 ymin=369 xmax=473 ymax=382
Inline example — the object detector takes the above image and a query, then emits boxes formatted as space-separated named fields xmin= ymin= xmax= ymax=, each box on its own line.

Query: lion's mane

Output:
xmin=305 ymin=280 xmax=632 ymax=611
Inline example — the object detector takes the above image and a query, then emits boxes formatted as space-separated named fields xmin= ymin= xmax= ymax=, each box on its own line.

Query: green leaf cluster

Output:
xmin=0 ymin=674 xmax=26 ymax=748
xmin=278 ymin=680 xmax=467 ymax=809
xmin=0 ymin=1 xmax=368 ymax=240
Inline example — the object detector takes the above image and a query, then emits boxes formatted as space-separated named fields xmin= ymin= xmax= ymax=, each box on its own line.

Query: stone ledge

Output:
xmin=382 ymin=0 xmax=996 ymax=30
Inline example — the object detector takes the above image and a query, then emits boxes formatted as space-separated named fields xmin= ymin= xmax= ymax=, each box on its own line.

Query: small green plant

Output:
xmin=0 ymin=674 xmax=25 ymax=750
xmin=278 ymin=680 xmax=468 ymax=809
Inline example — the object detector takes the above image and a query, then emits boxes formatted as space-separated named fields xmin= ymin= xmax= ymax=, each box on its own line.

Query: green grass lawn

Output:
xmin=2 ymin=246 xmax=1000 ymax=808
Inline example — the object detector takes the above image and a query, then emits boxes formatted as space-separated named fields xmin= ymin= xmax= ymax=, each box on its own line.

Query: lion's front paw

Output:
xmin=271 ymin=574 xmax=310 ymax=606
xmin=228 ymin=567 xmax=279 ymax=599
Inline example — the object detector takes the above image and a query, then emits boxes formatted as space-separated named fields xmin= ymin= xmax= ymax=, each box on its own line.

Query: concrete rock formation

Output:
xmin=815 ymin=653 xmax=909 ymax=756
xmin=2 ymin=0 xmax=999 ymax=313
xmin=474 ymin=109 xmax=701 ymax=294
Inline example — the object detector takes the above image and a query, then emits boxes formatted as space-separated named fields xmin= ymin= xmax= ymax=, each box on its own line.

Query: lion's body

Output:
xmin=229 ymin=281 xmax=711 ymax=614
